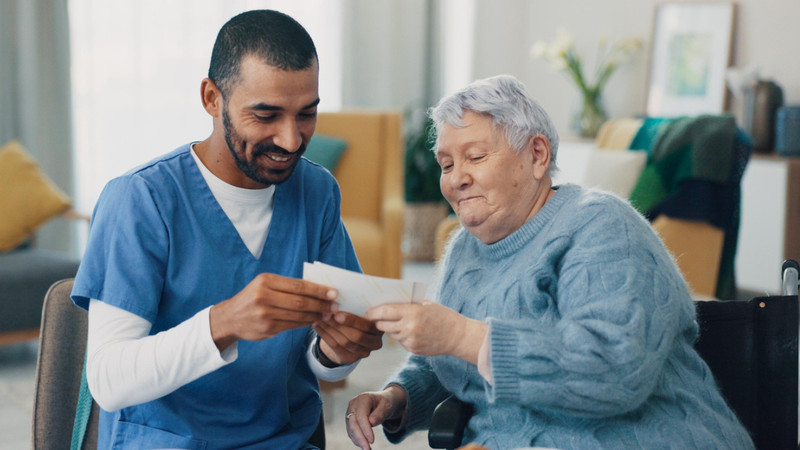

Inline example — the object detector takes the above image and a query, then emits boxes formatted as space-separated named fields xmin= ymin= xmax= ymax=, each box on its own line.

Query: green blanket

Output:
xmin=628 ymin=115 xmax=737 ymax=214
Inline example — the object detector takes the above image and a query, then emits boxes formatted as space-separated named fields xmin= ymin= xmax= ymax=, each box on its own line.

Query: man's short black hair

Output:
xmin=208 ymin=10 xmax=318 ymax=97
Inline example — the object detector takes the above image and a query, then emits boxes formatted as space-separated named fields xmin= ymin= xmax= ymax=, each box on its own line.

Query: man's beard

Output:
xmin=222 ymin=105 xmax=306 ymax=186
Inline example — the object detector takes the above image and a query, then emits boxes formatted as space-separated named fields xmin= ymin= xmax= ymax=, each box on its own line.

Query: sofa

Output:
xmin=0 ymin=242 xmax=81 ymax=345
xmin=0 ymin=140 xmax=83 ymax=346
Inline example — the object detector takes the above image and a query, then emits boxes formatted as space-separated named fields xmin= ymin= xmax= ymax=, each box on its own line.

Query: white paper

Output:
xmin=302 ymin=262 xmax=427 ymax=316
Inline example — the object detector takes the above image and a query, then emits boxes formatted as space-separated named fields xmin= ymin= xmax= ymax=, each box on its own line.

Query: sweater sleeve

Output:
xmin=383 ymin=354 xmax=451 ymax=443
xmin=486 ymin=204 xmax=687 ymax=418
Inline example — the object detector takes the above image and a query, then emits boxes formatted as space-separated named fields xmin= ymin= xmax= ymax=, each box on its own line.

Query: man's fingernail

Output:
xmin=335 ymin=313 xmax=345 ymax=323
xmin=327 ymin=289 xmax=337 ymax=300
xmin=322 ymin=313 xmax=332 ymax=321
xmin=330 ymin=302 xmax=339 ymax=313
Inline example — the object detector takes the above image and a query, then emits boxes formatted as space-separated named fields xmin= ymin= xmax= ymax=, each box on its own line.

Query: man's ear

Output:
xmin=528 ymin=134 xmax=552 ymax=180
xmin=201 ymin=78 xmax=223 ymax=117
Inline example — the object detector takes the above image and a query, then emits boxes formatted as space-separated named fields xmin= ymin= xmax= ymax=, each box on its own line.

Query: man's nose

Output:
xmin=274 ymin=118 xmax=303 ymax=153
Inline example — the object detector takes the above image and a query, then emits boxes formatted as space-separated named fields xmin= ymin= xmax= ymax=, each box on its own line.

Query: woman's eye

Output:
xmin=469 ymin=155 xmax=485 ymax=162
xmin=440 ymin=164 xmax=453 ymax=172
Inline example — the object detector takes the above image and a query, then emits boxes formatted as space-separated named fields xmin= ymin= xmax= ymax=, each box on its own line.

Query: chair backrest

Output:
xmin=694 ymin=296 xmax=799 ymax=450
xmin=315 ymin=110 xmax=403 ymax=223
xmin=32 ymin=278 xmax=99 ymax=450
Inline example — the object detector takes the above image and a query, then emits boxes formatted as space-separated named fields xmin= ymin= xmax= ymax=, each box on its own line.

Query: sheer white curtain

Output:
xmin=1 ymin=0 xmax=76 ymax=253
xmin=439 ymin=0 xmax=476 ymax=97
xmin=70 ymin=0 xmax=343 ymax=250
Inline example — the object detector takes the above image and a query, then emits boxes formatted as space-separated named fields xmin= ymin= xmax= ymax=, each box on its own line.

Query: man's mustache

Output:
xmin=252 ymin=142 xmax=306 ymax=157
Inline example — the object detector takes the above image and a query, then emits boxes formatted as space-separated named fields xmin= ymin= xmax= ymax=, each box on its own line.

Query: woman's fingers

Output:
xmin=369 ymin=395 xmax=395 ymax=427
xmin=372 ymin=320 xmax=403 ymax=336
xmin=345 ymin=413 xmax=371 ymax=450
xmin=363 ymin=304 xmax=409 ymax=322
xmin=356 ymin=405 xmax=376 ymax=444
xmin=346 ymin=395 xmax=379 ymax=450
xmin=333 ymin=311 xmax=382 ymax=334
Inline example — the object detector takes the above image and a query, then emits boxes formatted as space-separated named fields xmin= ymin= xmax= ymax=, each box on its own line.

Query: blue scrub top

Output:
xmin=72 ymin=144 xmax=361 ymax=449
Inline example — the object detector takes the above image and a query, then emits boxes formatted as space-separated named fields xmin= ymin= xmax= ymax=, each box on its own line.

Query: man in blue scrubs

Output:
xmin=72 ymin=10 xmax=383 ymax=449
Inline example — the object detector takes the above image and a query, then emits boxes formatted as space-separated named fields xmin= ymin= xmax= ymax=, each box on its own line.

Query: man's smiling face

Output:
xmin=221 ymin=55 xmax=320 ymax=187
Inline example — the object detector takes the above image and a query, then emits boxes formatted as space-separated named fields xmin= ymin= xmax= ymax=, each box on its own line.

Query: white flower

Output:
xmin=530 ymin=41 xmax=548 ymax=59
xmin=529 ymin=29 xmax=642 ymax=90
xmin=551 ymin=27 xmax=575 ymax=56
xmin=614 ymin=37 xmax=643 ymax=54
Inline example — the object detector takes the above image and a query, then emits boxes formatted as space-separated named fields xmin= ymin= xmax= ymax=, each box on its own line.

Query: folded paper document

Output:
xmin=302 ymin=261 xmax=427 ymax=316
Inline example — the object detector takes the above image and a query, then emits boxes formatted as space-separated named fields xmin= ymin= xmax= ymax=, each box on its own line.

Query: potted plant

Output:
xmin=403 ymin=116 xmax=450 ymax=261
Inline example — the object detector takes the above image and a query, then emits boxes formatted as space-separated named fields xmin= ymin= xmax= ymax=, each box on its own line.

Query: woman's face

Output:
xmin=436 ymin=111 xmax=552 ymax=244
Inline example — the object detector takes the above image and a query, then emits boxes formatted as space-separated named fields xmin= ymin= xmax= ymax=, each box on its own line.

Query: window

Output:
xmin=69 ymin=0 xmax=342 ymax=250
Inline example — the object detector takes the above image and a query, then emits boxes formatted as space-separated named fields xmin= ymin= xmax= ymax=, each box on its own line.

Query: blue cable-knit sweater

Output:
xmin=387 ymin=184 xmax=754 ymax=450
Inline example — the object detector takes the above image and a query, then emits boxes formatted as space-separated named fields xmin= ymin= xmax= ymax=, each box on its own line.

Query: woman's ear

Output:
xmin=529 ymin=134 xmax=552 ymax=180
xmin=200 ymin=78 xmax=223 ymax=117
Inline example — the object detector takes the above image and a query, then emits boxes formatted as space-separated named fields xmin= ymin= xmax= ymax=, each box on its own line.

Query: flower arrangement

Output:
xmin=531 ymin=29 xmax=642 ymax=138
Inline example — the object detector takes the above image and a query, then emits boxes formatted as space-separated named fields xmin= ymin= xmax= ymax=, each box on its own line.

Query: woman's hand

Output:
xmin=346 ymin=385 xmax=408 ymax=450
xmin=364 ymin=301 xmax=487 ymax=364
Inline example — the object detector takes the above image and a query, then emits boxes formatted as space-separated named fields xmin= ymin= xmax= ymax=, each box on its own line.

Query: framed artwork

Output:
xmin=646 ymin=3 xmax=736 ymax=117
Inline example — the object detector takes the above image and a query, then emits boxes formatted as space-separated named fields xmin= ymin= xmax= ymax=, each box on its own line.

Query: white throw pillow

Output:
xmin=581 ymin=150 xmax=647 ymax=198
xmin=553 ymin=141 xmax=647 ymax=199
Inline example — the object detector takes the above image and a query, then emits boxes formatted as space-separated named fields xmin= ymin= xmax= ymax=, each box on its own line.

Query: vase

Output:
xmin=402 ymin=202 xmax=450 ymax=261
xmin=570 ymin=91 xmax=608 ymax=139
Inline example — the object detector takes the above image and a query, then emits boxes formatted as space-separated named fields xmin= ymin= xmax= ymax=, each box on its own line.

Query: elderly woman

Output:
xmin=347 ymin=75 xmax=754 ymax=450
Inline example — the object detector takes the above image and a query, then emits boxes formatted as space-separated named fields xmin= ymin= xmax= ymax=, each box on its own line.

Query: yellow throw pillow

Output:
xmin=0 ymin=140 xmax=71 ymax=251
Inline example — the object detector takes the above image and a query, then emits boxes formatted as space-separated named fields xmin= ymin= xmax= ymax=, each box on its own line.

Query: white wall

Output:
xmin=342 ymin=0 xmax=429 ymax=111
xmin=464 ymin=0 xmax=800 ymax=136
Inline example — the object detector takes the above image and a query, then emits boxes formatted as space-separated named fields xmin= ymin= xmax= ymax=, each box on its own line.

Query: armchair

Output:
xmin=315 ymin=111 xmax=404 ymax=279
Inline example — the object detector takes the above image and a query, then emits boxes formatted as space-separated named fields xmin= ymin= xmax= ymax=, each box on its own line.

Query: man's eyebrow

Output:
xmin=303 ymin=98 xmax=321 ymax=109
xmin=248 ymin=98 xmax=321 ymax=112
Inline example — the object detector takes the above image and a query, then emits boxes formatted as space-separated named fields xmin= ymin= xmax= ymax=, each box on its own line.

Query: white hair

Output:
xmin=429 ymin=74 xmax=559 ymax=175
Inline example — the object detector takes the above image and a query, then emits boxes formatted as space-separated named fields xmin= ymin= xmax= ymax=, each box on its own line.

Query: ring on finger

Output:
xmin=346 ymin=411 xmax=355 ymax=420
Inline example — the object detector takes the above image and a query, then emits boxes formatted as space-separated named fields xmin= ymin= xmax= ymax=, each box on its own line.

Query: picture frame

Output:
xmin=646 ymin=2 xmax=736 ymax=117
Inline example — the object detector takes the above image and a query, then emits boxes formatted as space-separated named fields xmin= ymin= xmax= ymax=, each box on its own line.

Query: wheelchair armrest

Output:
xmin=428 ymin=396 xmax=474 ymax=450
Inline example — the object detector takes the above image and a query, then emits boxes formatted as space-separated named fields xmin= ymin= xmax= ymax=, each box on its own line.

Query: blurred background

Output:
xmin=1 ymin=0 xmax=800 ymax=448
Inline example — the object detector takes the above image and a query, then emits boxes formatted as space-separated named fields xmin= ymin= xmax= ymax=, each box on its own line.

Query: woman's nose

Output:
xmin=274 ymin=118 xmax=303 ymax=152
xmin=449 ymin=163 xmax=471 ymax=190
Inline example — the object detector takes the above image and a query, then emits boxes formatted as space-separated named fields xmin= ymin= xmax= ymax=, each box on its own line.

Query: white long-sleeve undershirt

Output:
xmin=84 ymin=145 xmax=357 ymax=412
xmin=86 ymin=300 xmax=357 ymax=411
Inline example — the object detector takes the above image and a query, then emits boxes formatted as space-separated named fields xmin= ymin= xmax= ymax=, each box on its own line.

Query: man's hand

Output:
xmin=364 ymin=301 xmax=487 ymax=364
xmin=209 ymin=273 xmax=338 ymax=350
xmin=313 ymin=312 xmax=383 ymax=366
xmin=346 ymin=385 xmax=407 ymax=450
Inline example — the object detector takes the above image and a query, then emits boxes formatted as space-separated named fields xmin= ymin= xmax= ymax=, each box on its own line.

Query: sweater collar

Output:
xmin=473 ymin=183 xmax=580 ymax=260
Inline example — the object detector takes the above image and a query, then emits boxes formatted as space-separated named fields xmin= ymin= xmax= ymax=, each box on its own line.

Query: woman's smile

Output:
xmin=458 ymin=196 xmax=482 ymax=205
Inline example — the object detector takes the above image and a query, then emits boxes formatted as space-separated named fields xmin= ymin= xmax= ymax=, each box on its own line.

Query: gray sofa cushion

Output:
xmin=0 ymin=249 xmax=80 ymax=332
